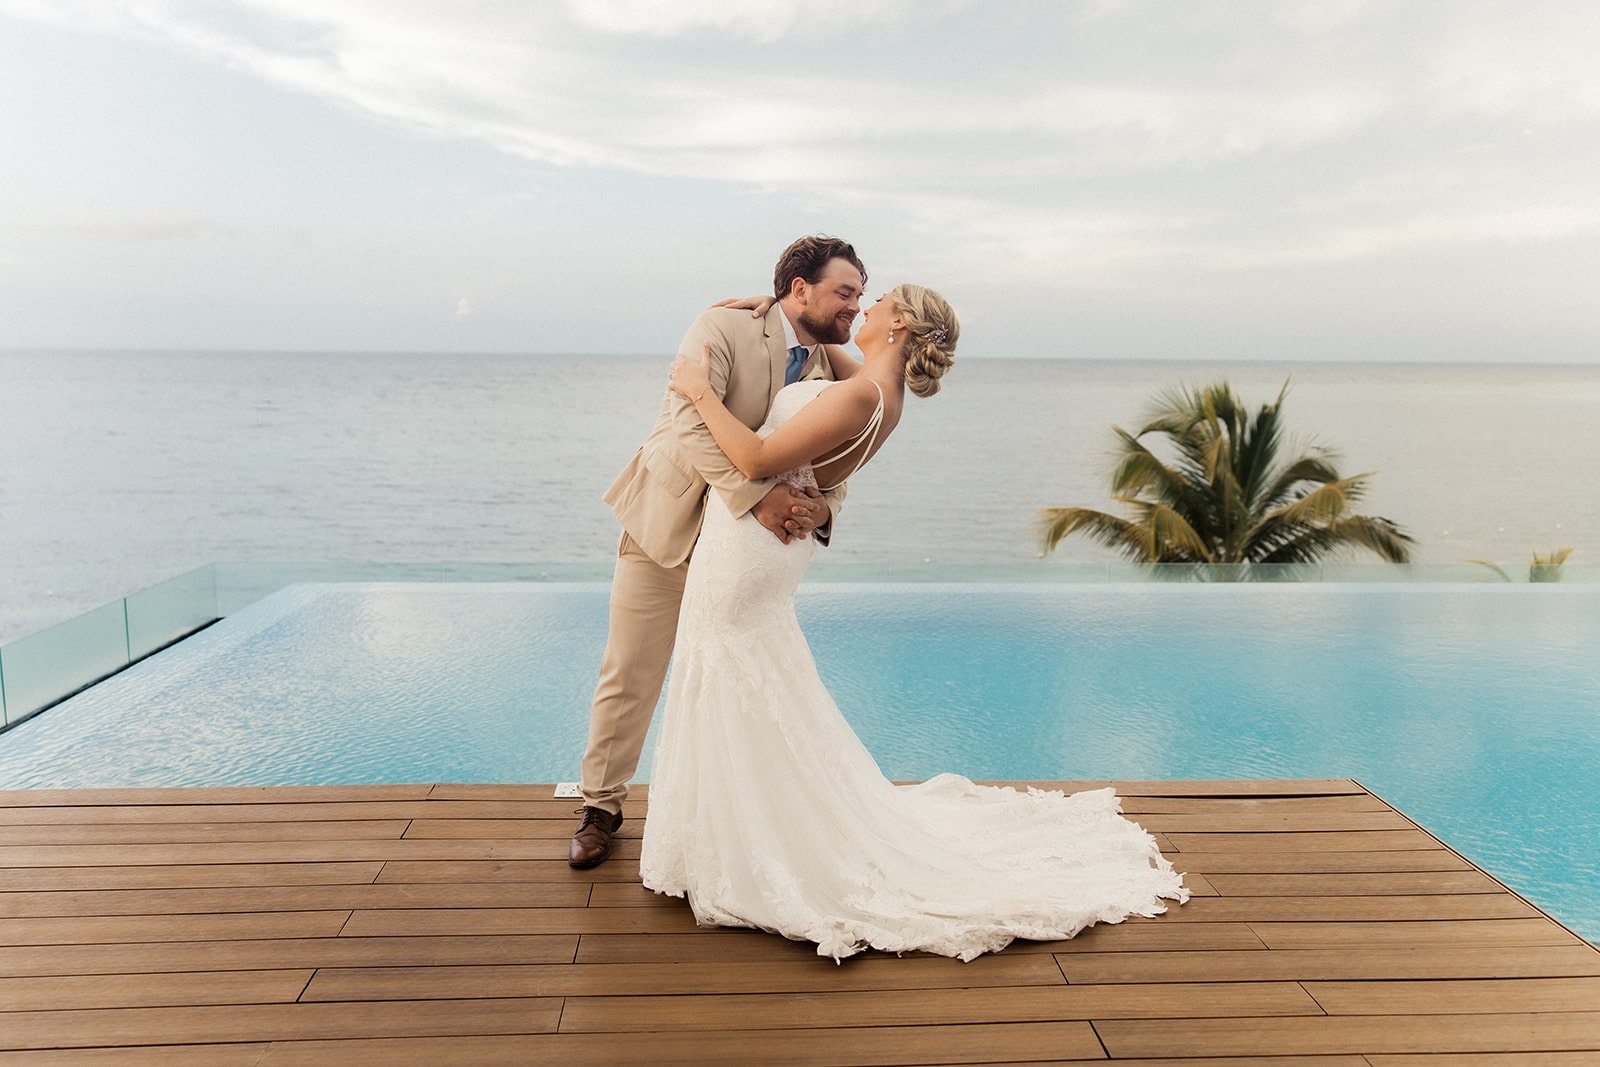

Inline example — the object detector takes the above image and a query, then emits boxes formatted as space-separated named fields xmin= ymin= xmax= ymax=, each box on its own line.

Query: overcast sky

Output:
xmin=2 ymin=1 xmax=1598 ymax=361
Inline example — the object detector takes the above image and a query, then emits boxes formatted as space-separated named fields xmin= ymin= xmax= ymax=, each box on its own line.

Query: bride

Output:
xmin=640 ymin=284 xmax=1187 ymax=961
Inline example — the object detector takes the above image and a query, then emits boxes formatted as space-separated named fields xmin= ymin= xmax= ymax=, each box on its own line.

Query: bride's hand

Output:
xmin=710 ymin=295 xmax=775 ymax=318
xmin=667 ymin=345 xmax=713 ymax=401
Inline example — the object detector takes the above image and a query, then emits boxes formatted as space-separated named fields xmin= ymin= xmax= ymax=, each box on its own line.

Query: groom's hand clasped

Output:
xmin=752 ymin=484 xmax=827 ymax=544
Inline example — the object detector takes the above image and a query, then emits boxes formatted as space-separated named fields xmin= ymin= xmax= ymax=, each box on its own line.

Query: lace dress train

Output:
xmin=639 ymin=381 xmax=1187 ymax=961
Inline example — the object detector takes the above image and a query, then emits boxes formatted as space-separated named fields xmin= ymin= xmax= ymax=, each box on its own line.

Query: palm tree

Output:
xmin=1039 ymin=380 xmax=1413 ymax=567
xmin=1530 ymin=547 xmax=1573 ymax=583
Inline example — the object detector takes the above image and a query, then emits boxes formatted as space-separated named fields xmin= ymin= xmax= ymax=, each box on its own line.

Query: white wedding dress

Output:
xmin=640 ymin=380 xmax=1187 ymax=961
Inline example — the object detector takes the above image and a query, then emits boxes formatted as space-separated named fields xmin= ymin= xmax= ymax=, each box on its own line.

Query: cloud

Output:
xmin=0 ymin=2 xmax=1395 ymax=181
xmin=455 ymin=297 xmax=476 ymax=318
xmin=6 ymin=0 xmax=1599 ymax=283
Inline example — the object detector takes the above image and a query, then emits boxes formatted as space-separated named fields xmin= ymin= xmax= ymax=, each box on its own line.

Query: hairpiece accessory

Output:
xmin=930 ymin=327 xmax=947 ymax=343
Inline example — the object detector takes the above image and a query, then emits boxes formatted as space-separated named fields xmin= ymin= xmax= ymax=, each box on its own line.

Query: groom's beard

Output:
xmin=798 ymin=307 xmax=854 ymax=346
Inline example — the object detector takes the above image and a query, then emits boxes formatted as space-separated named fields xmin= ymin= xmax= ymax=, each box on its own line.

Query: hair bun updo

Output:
xmin=893 ymin=284 xmax=959 ymax=398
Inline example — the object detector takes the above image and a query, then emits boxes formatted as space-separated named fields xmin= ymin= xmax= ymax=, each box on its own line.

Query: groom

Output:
xmin=570 ymin=235 xmax=867 ymax=868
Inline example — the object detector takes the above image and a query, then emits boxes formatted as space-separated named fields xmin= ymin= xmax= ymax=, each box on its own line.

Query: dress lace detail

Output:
xmin=639 ymin=380 xmax=1187 ymax=961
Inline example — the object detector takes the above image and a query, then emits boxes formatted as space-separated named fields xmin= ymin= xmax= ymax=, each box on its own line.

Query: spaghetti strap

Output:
xmin=813 ymin=380 xmax=885 ymax=492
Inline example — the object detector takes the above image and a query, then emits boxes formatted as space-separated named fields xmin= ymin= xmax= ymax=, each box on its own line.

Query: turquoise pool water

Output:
xmin=0 ymin=580 xmax=1595 ymax=943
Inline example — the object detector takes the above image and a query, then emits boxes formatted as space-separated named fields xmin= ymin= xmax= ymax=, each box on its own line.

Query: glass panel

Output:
xmin=1249 ymin=564 xmax=1324 ymax=582
xmin=126 ymin=566 xmax=219 ymax=661
xmin=1534 ymin=562 xmax=1600 ymax=584
xmin=0 ymin=600 xmax=129 ymax=728
xmin=9 ymin=556 xmax=1600 ymax=729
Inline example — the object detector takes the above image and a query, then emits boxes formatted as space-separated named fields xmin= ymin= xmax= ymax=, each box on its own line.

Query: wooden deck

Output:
xmin=1 ymin=779 xmax=1597 ymax=1064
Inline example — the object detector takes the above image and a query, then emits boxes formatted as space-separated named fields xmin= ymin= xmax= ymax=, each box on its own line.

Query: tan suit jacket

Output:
xmin=603 ymin=304 xmax=848 ymax=566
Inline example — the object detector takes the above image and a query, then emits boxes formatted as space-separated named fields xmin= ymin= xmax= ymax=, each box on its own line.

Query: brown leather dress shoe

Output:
xmin=568 ymin=806 xmax=624 ymax=869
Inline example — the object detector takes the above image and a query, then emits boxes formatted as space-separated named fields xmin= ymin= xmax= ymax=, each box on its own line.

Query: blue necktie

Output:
xmin=785 ymin=345 xmax=808 ymax=385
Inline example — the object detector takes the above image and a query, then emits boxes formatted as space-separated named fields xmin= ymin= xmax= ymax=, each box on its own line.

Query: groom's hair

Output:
xmin=773 ymin=235 xmax=867 ymax=300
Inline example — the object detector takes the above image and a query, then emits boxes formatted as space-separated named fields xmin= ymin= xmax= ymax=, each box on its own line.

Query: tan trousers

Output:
xmin=579 ymin=532 xmax=690 ymax=816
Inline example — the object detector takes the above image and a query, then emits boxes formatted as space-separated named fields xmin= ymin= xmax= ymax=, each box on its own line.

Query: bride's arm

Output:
xmin=821 ymin=343 xmax=861 ymax=380
xmin=669 ymin=347 xmax=875 ymax=480
xmin=710 ymin=295 xmax=773 ymax=315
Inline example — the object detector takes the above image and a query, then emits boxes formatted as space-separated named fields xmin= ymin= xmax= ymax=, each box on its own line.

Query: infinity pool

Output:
xmin=0 ymin=581 xmax=1595 ymax=943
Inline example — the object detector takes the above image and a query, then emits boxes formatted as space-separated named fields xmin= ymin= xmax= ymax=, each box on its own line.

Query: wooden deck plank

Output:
xmin=0 ymin=861 xmax=385 ymax=891
xmin=1366 ymin=1055 xmax=1600 ymax=1066
xmin=555 ymin=982 xmax=1323 ymax=1033
xmin=0 ymin=936 xmax=578 ymax=978
xmin=0 ymin=999 xmax=564 ymax=1050
xmin=1137 ymin=892 xmax=1536 ymax=922
xmin=1119 ymin=793 xmax=1395 ymax=814
xmin=373 ymin=859 xmax=641 ymax=883
xmin=1305 ymin=977 xmax=1600 ymax=1015
xmin=1054 ymin=945 xmax=1600 ymax=983
xmin=0 ymin=1047 xmax=271 ymax=1066
xmin=1136 ymin=811 xmax=1416 ymax=832
xmin=1172 ymin=850 xmax=1475 ymax=873
xmin=1201 ymin=869 xmax=1505 ymax=895
xmin=0 ymin=837 xmax=610 ymax=866
xmin=1248 ymin=918 xmax=1586 ymax=949
xmin=425 ymin=783 xmax=593 ymax=801
xmin=300 ymin=955 xmax=1067 ymax=1001
xmin=588 ymin=880 xmax=707 ymax=907
xmin=0 ymin=785 xmax=435 ymax=806
xmin=0 ymin=881 xmax=592 ymax=916
xmin=573 ymin=920 xmax=1272 ymax=963
xmin=0 ymin=911 xmax=351 ymax=946
xmin=1096 ymin=1013 xmax=1600 ymax=1057
xmin=1 ymin=779 xmax=1595 ymax=1063
xmin=0 ymin=820 xmax=414 ymax=845
xmin=572 ymin=929 xmax=855 ymax=964
xmin=1164 ymin=829 xmax=1440 ymax=852
xmin=338 ymin=904 xmax=705 ymax=937
xmin=248 ymin=1022 xmax=1108 ymax=1067
xmin=0 ymin=799 xmax=587 ymax=824
xmin=402 ymin=818 xmax=578 ymax=839
xmin=0 ymin=969 xmax=312 ymax=1011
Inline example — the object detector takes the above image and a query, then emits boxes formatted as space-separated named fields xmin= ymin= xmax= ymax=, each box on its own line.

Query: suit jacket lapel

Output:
xmin=798 ymin=347 xmax=830 ymax=382
xmin=763 ymin=305 xmax=788 ymax=406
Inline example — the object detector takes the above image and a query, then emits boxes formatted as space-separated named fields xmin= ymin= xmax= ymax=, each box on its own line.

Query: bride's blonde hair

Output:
xmin=893 ymin=285 xmax=959 ymax=398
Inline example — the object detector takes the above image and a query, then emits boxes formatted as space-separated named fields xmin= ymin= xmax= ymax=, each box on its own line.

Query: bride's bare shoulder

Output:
xmin=816 ymin=376 xmax=882 ymax=414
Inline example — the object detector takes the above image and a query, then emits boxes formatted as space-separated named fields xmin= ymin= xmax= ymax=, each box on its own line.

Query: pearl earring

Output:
xmin=888 ymin=329 xmax=895 ymax=343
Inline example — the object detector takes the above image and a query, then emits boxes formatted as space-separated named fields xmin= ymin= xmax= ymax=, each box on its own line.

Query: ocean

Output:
xmin=3 ymin=349 xmax=1598 ymax=644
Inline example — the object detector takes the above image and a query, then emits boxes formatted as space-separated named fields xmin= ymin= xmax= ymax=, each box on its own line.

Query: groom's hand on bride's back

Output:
xmin=751 ymin=484 xmax=826 ymax=543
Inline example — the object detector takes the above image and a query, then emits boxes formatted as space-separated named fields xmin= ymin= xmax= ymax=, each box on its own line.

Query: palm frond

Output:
xmin=1037 ymin=507 xmax=1140 ymax=555
xmin=1257 ymin=454 xmax=1345 ymax=510
xmin=1235 ymin=383 xmax=1288 ymax=507
xmin=1108 ymin=434 xmax=1184 ymax=500
xmin=1268 ymin=474 xmax=1368 ymax=526
xmin=1123 ymin=501 xmax=1212 ymax=562
xmin=1321 ymin=515 xmax=1415 ymax=563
